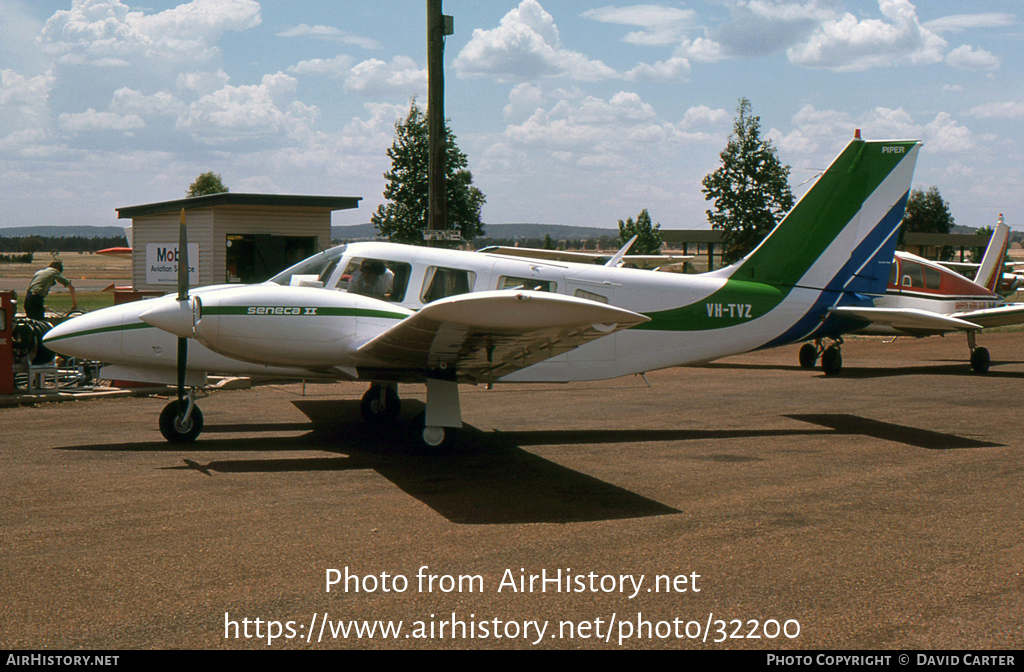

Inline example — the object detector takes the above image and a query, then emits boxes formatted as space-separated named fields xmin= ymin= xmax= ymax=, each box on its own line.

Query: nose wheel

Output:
xmin=967 ymin=331 xmax=990 ymax=374
xmin=159 ymin=395 xmax=204 ymax=443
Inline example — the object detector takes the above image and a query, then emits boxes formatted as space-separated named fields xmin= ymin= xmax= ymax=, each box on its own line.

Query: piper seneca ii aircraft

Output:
xmin=46 ymin=134 xmax=921 ymax=449
xmin=796 ymin=216 xmax=1024 ymax=375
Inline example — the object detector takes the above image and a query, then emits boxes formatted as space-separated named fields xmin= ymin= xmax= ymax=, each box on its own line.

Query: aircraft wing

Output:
xmin=479 ymin=245 xmax=692 ymax=268
xmin=953 ymin=303 xmax=1024 ymax=328
xmin=830 ymin=306 xmax=982 ymax=335
xmin=356 ymin=290 xmax=650 ymax=382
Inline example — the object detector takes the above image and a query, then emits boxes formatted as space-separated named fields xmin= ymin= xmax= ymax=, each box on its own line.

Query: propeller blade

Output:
xmin=176 ymin=208 xmax=189 ymax=405
xmin=177 ymin=208 xmax=189 ymax=301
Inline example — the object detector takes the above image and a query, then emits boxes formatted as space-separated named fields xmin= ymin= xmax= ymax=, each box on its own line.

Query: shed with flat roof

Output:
xmin=117 ymin=193 xmax=361 ymax=291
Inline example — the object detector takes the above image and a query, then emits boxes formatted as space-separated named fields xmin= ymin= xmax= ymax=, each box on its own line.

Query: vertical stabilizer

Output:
xmin=976 ymin=216 xmax=1009 ymax=293
xmin=717 ymin=138 xmax=921 ymax=298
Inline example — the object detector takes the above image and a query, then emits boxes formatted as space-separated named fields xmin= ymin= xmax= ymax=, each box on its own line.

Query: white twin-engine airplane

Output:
xmin=46 ymin=136 xmax=921 ymax=449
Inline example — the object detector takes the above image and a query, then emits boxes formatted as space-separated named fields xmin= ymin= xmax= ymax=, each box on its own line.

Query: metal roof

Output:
xmin=116 ymin=193 xmax=361 ymax=219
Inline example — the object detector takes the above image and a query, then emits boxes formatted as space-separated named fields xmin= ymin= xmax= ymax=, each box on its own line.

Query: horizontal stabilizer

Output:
xmin=357 ymin=290 xmax=649 ymax=381
xmin=954 ymin=303 xmax=1024 ymax=329
xmin=830 ymin=306 xmax=981 ymax=334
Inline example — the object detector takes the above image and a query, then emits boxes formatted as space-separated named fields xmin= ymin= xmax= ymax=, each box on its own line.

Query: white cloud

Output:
xmin=965 ymin=102 xmax=1024 ymax=120
xmin=176 ymin=70 xmax=231 ymax=96
xmin=680 ymin=106 xmax=729 ymax=130
xmin=786 ymin=0 xmax=947 ymax=71
xmin=923 ymin=13 xmax=1017 ymax=33
xmin=110 ymin=87 xmax=186 ymax=116
xmin=0 ymin=69 xmax=56 ymax=139
xmin=174 ymin=72 xmax=313 ymax=144
xmin=945 ymin=45 xmax=1000 ymax=71
xmin=624 ymin=56 xmax=690 ymax=82
xmin=580 ymin=5 xmax=698 ymax=47
xmin=59 ymin=108 xmax=145 ymax=132
xmin=344 ymin=57 xmax=427 ymax=97
xmin=288 ymin=56 xmax=356 ymax=79
xmin=454 ymin=0 xmax=617 ymax=82
xmin=503 ymin=83 xmax=545 ymax=123
xmin=713 ymin=0 xmax=838 ymax=58
xmin=276 ymin=24 xmax=382 ymax=50
xmin=39 ymin=0 xmax=262 ymax=66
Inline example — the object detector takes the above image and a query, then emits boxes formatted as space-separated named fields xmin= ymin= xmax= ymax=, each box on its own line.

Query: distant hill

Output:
xmin=0 ymin=226 xmax=127 ymax=239
xmin=331 ymin=222 xmax=617 ymax=242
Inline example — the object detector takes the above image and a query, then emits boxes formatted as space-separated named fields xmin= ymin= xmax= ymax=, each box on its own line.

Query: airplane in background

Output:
xmin=795 ymin=217 xmax=1024 ymax=375
xmin=45 ymin=135 xmax=921 ymax=449
xmin=477 ymin=243 xmax=693 ymax=272
xmin=936 ymin=215 xmax=1022 ymax=295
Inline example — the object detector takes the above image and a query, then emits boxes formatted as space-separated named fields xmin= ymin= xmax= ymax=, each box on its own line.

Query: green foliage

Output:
xmin=900 ymin=186 xmax=956 ymax=261
xmin=702 ymin=98 xmax=794 ymax=264
xmin=971 ymin=225 xmax=994 ymax=265
xmin=372 ymin=99 xmax=486 ymax=246
xmin=617 ymin=209 xmax=662 ymax=255
xmin=187 ymin=171 xmax=229 ymax=198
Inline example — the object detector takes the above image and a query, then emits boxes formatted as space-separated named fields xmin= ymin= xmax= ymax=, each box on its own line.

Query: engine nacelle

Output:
xmin=192 ymin=285 xmax=413 ymax=368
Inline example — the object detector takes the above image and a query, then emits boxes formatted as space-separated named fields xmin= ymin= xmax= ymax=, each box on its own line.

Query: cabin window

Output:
xmin=269 ymin=246 xmax=347 ymax=287
xmin=498 ymin=276 xmax=556 ymax=292
xmin=889 ymin=263 xmax=898 ymax=285
xmin=421 ymin=267 xmax=476 ymax=303
xmin=574 ymin=289 xmax=608 ymax=304
xmin=900 ymin=261 xmax=924 ymax=288
xmin=337 ymin=258 xmax=412 ymax=302
xmin=924 ymin=266 xmax=941 ymax=290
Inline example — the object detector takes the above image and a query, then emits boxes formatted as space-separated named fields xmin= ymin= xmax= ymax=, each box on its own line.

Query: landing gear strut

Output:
xmin=358 ymin=379 xmax=463 ymax=451
xmin=799 ymin=338 xmax=843 ymax=375
xmin=967 ymin=331 xmax=990 ymax=374
xmin=360 ymin=383 xmax=401 ymax=423
xmin=159 ymin=390 xmax=204 ymax=443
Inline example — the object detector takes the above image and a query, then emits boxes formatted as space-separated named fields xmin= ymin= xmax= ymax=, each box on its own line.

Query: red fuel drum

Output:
xmin=0 ymin=292 xmax=15 ymax=394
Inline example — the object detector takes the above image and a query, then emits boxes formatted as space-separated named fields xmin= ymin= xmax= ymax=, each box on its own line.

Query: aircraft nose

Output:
xmin=139 ymin=299 xmax=196 ymax=338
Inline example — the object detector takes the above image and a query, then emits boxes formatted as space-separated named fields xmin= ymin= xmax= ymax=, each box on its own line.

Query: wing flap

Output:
xmin=357 ymin=290 xmax=649 ymax=380
xmin=830 ymin=306 xmax=982 ymax=334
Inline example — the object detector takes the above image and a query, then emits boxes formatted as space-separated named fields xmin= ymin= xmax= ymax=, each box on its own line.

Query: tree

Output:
xmin=702 ymin=98 xmax=794 ymax=264
xmin=617 ymin=208 xmax=662 ymax=255
xmin=187 ymin=172 xmax=229 ymax=198
xmin=900 ymin=186 xmax=955 ymax=260
xmin=372 ymin=99 xmax=486 ymax=246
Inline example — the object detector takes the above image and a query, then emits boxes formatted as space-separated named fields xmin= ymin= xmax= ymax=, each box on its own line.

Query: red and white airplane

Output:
xmin=798 ymin=217 xmax=1024 ymax=374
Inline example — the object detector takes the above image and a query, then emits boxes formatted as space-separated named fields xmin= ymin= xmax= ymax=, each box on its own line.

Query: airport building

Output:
xmin=117 ymin=193 xmax=361 ymax=292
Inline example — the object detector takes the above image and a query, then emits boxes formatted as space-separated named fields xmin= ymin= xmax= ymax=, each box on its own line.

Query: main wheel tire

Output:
xmin=821 ymin=346 xmax=843 ymax=376
xmin=360 ymin=385 xmax=401 ymax=423
xmin=970 ymin=346 xmax=990 ymax=374
xmin=798 ymin=343 xmax=818 ymax=369
xmin=159 ymin=400 xmax=204 ymax=444
xmin=411 ymin=411 xmax=459 ymax=453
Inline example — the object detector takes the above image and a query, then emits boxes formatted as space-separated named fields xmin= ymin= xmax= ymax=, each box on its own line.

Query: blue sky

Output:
xmin=1 ymin=0 xmax=1021 ymax=232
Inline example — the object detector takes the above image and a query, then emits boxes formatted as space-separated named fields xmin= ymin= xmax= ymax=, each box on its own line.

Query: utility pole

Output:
xmin=426 ymin=0 xmax=455 ymax=244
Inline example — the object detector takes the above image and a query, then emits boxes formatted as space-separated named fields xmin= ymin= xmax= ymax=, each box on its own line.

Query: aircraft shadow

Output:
xmin=55 ymin=403 xmax=1002 ymax=524
xmin=706 ymin=361 xmax=1024 ymax=379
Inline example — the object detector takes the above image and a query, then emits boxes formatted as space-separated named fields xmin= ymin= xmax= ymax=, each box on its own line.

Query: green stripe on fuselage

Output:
xmin=634 ymin=279 xmax=785 ymax=331
xmin=201 ymin=305 xmax=408 ymax=320
xmin=43 ymin=321 xmax=153 ymax=343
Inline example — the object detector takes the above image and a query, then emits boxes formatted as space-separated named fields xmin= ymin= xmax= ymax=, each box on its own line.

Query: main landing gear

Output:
xmin=967 ymin=331 xmax=990 ymax=374
xmin=798 ymin=338 xmax=844 ymax=376
xmin=360 ymin=379 xmax=462 ymax=451
xmin=159 ymin=390 xmax=204 ymax=443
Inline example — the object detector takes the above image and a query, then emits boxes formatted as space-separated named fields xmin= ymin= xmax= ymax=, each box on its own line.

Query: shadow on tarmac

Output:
xmin=706 ymin=360 xmax=1024 ymax=379
xmin=55 ymin=401 xmax=1002 ymax=524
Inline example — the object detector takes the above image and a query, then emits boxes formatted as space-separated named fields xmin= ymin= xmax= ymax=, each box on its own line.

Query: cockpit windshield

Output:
xmin=268 ymin=245 xmax=347 ymax=287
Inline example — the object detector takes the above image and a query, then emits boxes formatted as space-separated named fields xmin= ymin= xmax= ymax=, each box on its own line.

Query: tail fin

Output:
xmin=976 ymin=215 xmax=1009 ymax=293
xmin=716 ymin=137 xmax=921 ymax=297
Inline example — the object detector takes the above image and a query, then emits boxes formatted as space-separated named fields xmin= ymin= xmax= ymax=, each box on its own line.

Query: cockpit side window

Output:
xmin=268 ymin=245 xmax=347 ymax=287
xmin=901 ymin=260 xmax=924 ymax=288
xmin=498 ymin=276 xmax=556 ymax=292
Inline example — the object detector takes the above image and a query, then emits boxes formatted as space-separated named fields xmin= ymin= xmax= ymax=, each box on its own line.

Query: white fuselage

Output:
xmin=45 ymin=241 xmax=822 ymax=385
